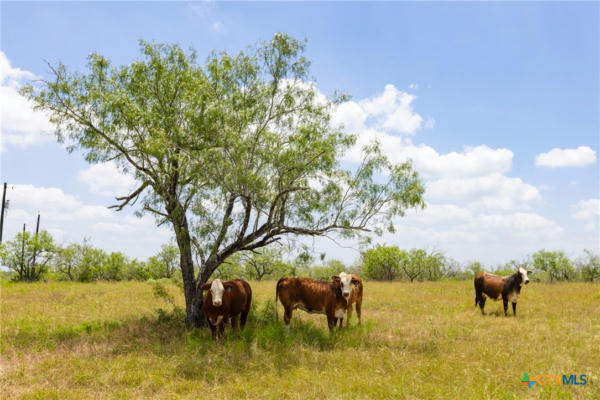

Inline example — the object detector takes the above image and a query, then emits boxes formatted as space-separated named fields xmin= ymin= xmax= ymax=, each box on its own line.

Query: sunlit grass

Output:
xmin=1 ymin=280 xmax=598 ymax=399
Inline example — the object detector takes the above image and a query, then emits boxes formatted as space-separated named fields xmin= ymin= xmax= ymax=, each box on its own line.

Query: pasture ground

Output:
xmin=1 ymin=280 xmax=598 ymax=399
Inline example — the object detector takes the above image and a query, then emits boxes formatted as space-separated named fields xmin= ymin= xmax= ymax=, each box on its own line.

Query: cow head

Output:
xmin=517 ymin=267 xmax=532 ymax=285
xmin=200 ymin=279 xmax=233 ymax=307
xmin=337 ymin=272 xmax=354 ymax=300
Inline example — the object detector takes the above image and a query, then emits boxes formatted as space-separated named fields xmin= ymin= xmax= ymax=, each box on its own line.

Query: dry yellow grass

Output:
xmin=1 ymin=280 xmax=598 ymax=399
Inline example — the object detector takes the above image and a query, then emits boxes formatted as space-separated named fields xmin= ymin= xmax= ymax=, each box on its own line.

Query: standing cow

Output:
xmin=275 ymin=276 xmax=350 ymax=330
xmin=201 ymin=278 xmax=252 ymax=340
xmin=337 ymin=272 xmax=363 ymax=327
xmin=474 ymin=267 xmax=532 ymax=316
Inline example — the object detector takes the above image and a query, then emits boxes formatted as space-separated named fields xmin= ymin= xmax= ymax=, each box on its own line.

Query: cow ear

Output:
xmin=223 ymin=283 xmax=233 ymax=292
xmin=201 ymin=283 xmax=211 ymax=291
xmin=331 ymin=275 xmax=341 ymax=282
xmin=527 ymin=270 xmax=533 ymax=274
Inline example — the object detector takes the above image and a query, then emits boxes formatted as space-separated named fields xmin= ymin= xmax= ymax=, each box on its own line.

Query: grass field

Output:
xmin=1 ymin=280 xmax=598 ymax=399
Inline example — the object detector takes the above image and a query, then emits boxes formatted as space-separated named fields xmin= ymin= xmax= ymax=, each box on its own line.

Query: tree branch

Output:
xmin=108 ymin=181 xmax=151 ymax=211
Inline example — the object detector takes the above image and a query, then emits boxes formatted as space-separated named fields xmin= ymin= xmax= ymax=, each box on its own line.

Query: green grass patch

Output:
xmin=1 ymin=280 xmax=598 ymax=399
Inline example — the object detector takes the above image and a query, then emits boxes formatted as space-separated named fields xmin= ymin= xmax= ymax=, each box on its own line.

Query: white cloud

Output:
xmin=78 ymin=162 xmax=137 ymax=197
xmin=6 ymin=184 xmax=109 ymax=222
xmin=0 ymin=51 xmax=54 ymax=149
xmin=332 ymin=101 xmax=367 ymax=133
xmin=474 ymin=212 xmax=561 ymax=235
xmin=333 ymin=84 xmax=424 ymax=135
xmin=426 ymin=173 xmax=541 ymax=211
xmin=0 ymin=52 xmax=36 ymax=82
xmin=405 ymin=203 xmax=473 ymax=224
xmin=571 ymin=198 xmax=600 ymax=231
xmin=211 ymin=21 xmax=226 ymax=33
xmin=1 ymin=184 xmax=172 ymax=259
xmin=344 ymin=129 xmax=513 ymax=179
xmin=535 ymin=146 xmax=597 ymax=167
xmin=572 ymin=198 xmax=600 ymax=220
xmin=406 ymin=145 xmax=514 ymax=179
xmin=360 ymin=84 xmax=423 ymax=134
xmin=326 ymin=82 xmax=578 ymax=264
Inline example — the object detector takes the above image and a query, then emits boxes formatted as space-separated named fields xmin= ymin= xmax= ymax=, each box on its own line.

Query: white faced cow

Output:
xmin=201 ymin=278 xmax=252 ymax=340
xmin=474 ymin=267 xmax=532 ymax=316
xmin=338 ymin=272 xmax=363 ymax=326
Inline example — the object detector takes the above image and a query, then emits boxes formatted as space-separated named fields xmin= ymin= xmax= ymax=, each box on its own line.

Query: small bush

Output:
xmin=151 ymin=281 xmax=185 ymax=326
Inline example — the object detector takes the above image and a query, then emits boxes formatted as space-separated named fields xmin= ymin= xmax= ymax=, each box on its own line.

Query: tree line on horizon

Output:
xmin=1 ymin=230 xmax=598 ymax=284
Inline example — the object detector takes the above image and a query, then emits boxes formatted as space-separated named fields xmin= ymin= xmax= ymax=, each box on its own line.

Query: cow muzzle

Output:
xmin=524 ymin=280 xmax=529 ymax=284
xmin=343 ymin=291 xmax=350 ymax=298
xmin=212 ymin=300 xmax=222 ymax=307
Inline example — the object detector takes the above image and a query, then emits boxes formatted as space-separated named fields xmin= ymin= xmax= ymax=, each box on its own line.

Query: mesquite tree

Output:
xmin=362 ymin=245 xmax=403 ymax=281
xmin=1 ymin=230 xmax=55 ymax=281
xmin=23 ymin=34 xmax=425 ymax=327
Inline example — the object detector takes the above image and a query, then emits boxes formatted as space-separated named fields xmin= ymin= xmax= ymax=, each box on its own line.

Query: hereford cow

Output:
xmin=201 ymin=278 xmax=252 ymax=340
xmin=275 ymin=276 xmax=349 ymax=330
xmin=474 ymin=267 xmax=532 ymax=316
xmin=337 ymin=272 xmax=363 ymax=327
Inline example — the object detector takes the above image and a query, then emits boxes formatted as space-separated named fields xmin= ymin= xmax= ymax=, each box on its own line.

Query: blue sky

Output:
xmin=1 ymin=1 xmax=598 ymax=266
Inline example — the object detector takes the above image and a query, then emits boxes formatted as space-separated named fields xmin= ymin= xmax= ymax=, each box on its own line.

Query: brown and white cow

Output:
xmin=474 ymin=267 xmax=531 ymax=316
xmin=336 ymin=272 xmax=363 ymax=327
xmin=201 ymin=278 xmax=252 ymax=340
xmin=275 ymin=276 xmax=348 ymax=330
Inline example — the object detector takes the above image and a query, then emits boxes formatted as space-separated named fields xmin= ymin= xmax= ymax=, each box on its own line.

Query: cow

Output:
xmin=337 ymin=272 xmax=363 ymax=327
xmin=474 ymin=267 xmax=532 ymax=316
xmin=201 ymin=278 xmax=252 ymax=340
xmin=275 ymin=276 xmax=348 ymax=330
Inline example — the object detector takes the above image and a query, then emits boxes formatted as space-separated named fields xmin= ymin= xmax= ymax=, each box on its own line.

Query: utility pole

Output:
xmin=32 ymin=213 xmax=40 ymax=269
xmin=21 ymin=223 xmax=26 ymax=278
xmin=0 ymin=182 xmax=7 ymax=244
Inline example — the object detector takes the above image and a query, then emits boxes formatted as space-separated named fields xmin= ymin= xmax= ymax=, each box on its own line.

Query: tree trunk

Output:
xmin=168 ymin=201 xmax=205 ymax=328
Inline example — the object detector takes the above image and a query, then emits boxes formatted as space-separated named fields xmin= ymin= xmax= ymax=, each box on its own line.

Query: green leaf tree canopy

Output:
xmin=532 ymin=249 xmax=573 ymax=282
xmin=578 ymin=249 xmax=600 ymax=282
xmin=22 ymin=33 xmax=425 ymax=327
xmin=1 ymin=230 xmax=55 ymax=281
xmin=362 ymin=245 xmax=403 ymax=281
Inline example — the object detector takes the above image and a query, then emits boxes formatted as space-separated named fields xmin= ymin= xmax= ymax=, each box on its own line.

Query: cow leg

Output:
xmin=338 ymin=317 xmax=344 ymax=329
xmin=478 ymin=296 xmax=486 ymax=315
xmin=356 ymin=301 xmax=362 ymax=325
xmin=240 ymin=309 xmax=249 ymax=329
xmin=218 ymin=321 xmax=225 ymax=339
xmin=208 ymin=319 xmax=218 ymax=340
xmin=512 ymin=302 xmax=517 ymax=317
xmin=231 ymin=315 xmax=239 ymax=333
xmin=346 ymin=305 xmax=353 ymax=327
xmin=502 ymin=296 xmax=508 ymax=316
xmin=283 ymin=306 xmax=293 ymax=329
xmin=475 ymin=291 xmax=485 ymax=314
xmin=327 ymin=315 xmax=335 ymax=331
